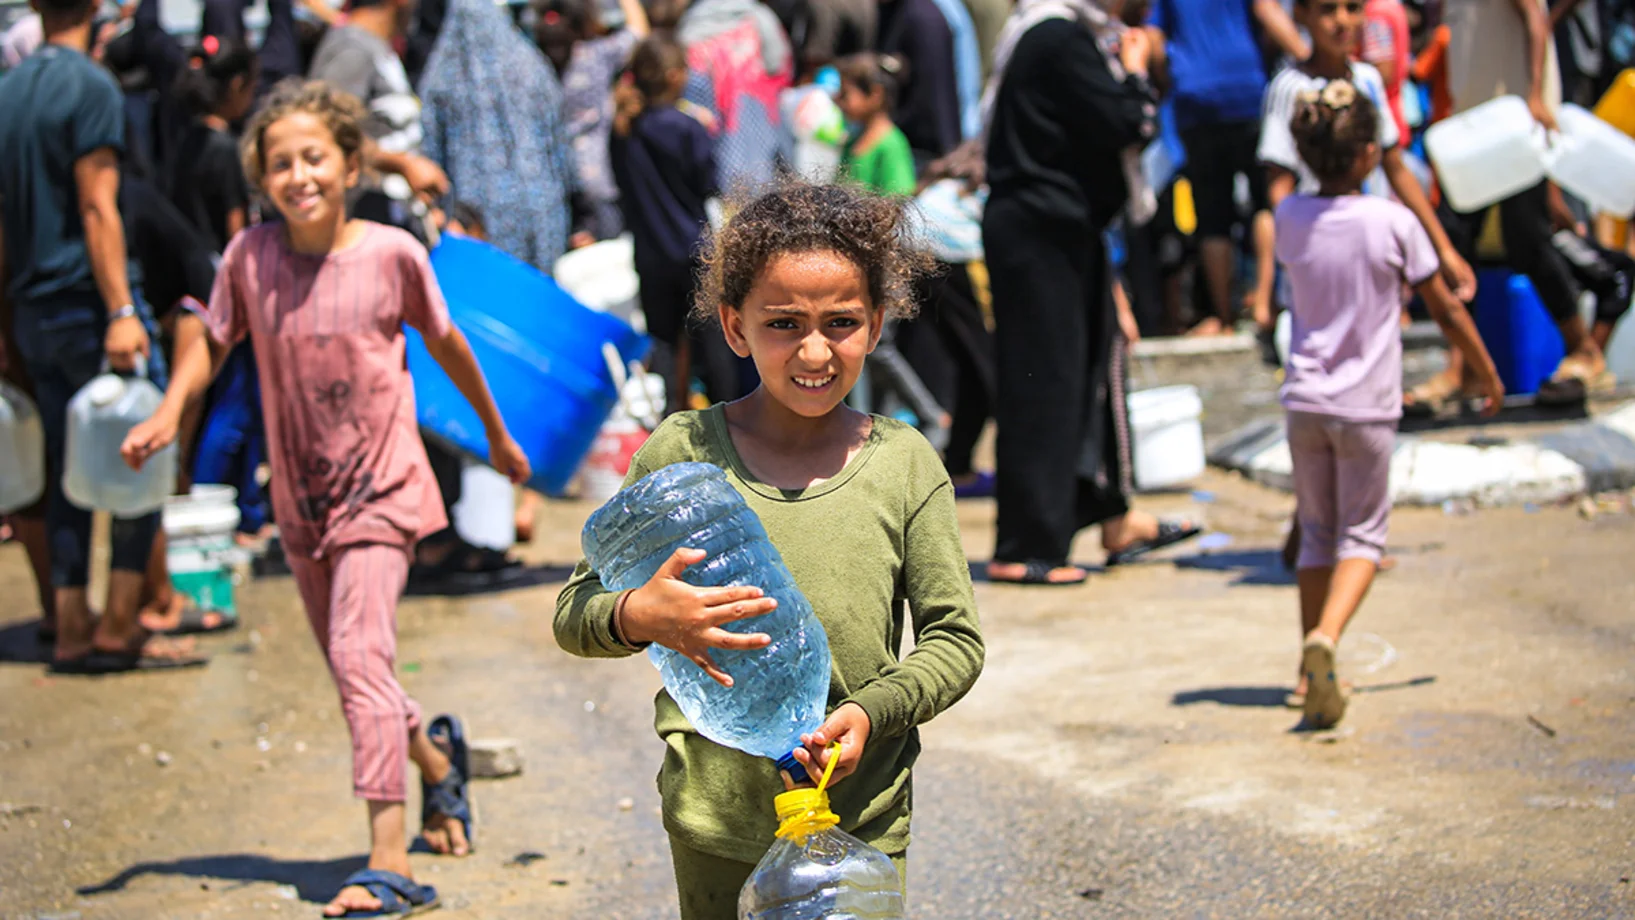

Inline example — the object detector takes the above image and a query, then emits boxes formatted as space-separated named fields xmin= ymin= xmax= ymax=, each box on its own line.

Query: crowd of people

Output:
xmin=2 ymin=0 xmax=1634 ymax=914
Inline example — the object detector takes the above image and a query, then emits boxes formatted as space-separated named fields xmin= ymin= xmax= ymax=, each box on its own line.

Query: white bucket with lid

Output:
xmin=1128 ymin=385 xmax=1206 ymax=491
xmin=163 ymin=484 xmax=241 ymax=544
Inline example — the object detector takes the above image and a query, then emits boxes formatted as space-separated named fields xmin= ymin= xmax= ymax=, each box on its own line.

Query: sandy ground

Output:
xmin=1 ymin=470 xmax=1632 ymax=919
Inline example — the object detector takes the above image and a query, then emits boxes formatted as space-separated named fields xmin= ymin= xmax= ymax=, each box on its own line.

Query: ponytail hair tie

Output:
xmin=189 ymin=54 xmax=204 ymax=69
xmin=201 ymin=34 xmax=219 ymax=55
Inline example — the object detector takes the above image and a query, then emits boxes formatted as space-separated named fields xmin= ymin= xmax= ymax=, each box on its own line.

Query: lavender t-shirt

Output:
xmin=1276 ymin=194 xmax=1438 ymax=422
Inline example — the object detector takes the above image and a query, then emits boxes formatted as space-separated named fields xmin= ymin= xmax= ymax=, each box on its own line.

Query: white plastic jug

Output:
xmin=63 ymin=358 xmax=175 ymax=516
xmin=1544 ymin=104 xmax=1635 ymax=218
xmin=1425 ymin=95 xmax=1547 ymax=214
xmin=0 ymin=379 xmax=46 ymax=513
xmin=451 ymin=459 xmax=516 ymax=551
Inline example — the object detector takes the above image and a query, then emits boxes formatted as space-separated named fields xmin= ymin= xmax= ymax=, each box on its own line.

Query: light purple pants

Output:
xmin=1287 ymin=411 xmax=1395 ymax=570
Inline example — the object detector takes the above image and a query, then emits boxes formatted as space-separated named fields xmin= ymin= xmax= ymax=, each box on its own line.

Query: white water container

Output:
xmin=451 ymin=459 xmax=517 ymax=551
xmin=1426 ymin=95 xmax=1548 ymax=214
xmin=62 ymin=358 xmax=175 ymax=516
xmin=552 ymin=235 xmax=642 ymax=329
xmin=1128 ymin=385 xmax=1206 ymax=491
xmin=0 ymin=379 xmax=45 ymax=513
xmin=1545 ymin=104 xmax=1635 ymax=218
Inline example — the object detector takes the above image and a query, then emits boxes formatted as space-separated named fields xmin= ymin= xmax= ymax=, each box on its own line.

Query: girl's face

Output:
xmin=836 ymin=80 xmax=881 ymax=124
xmin=1300 ymin=0 xmax=1363 ymax=61
xmin=259 ymin=112 xmax=359 ymax=229
xmin=720 ymin=250 xmax=884 ymax=419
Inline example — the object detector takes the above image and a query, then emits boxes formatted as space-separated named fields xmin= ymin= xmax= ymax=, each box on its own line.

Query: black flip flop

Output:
xmin=49 ymin=648 xmax=209 ymax=675
xmin=157 ymin=604 xmax=239 ymax=636
xmin=1106 ymin=521 xmax=1203 ymax=567
xmin=985 ymin=561 xmax=1089 ymax=586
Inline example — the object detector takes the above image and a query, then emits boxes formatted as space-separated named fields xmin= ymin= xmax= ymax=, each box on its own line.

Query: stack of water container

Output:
xmin=405 ymin=234 xmax=649 ymax=498
xmin=1426 ymin=95 xmax=1635 ymax=391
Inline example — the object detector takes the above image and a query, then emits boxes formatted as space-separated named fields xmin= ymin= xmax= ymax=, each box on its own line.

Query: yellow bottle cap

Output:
xmin=772 ymin=741 xmax=844 ymax=841
xmin=773 ymin=788 xmax=839 ymax=840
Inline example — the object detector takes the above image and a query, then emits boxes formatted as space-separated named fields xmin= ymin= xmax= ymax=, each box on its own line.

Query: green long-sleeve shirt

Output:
xmin=555 ymin=406 xmax=985 ymax=863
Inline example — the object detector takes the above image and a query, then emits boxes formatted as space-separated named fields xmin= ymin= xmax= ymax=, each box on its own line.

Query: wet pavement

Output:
xmin=2 ymin=471 xmax=1633 ymax=918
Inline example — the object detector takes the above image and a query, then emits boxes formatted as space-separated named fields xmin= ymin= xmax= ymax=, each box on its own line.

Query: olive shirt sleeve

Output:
xmin=842 ymin=473 xmax=984 ymax=742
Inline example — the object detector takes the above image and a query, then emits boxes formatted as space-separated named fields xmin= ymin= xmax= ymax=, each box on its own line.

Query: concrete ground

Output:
xmin=1 ymin=470 xmax=1632 ymax=919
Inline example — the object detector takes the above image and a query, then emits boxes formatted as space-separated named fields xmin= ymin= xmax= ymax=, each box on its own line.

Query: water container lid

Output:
xmin=773 ymin=789 xmax=839 ymax=841
xmin=86 ymin=374 xmax=125 ymax=408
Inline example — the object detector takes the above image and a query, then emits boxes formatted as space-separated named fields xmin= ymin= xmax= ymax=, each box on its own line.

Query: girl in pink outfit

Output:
xmin=1274 ymin=83 xmax=1501 ymax=730
xmin=123 ymin=79 xmax=529 ymax=917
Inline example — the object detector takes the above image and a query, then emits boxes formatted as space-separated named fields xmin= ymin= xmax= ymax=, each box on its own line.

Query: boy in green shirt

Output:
xmin=836 ymin=53 xmax=920 ymax=195
xmin=555 ymin=183 xmax=983 ymax=918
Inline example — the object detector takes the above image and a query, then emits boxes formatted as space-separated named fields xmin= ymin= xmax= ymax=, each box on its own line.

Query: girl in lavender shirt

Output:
xmin=1275 ymin=83 xmax=1501 ymax=730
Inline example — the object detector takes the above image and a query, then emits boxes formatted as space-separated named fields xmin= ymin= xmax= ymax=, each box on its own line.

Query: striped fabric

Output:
xmin=289 ymin=543 xmax=422 ymax=801
xmin=204 ymin=222 xmax=452 ymax=562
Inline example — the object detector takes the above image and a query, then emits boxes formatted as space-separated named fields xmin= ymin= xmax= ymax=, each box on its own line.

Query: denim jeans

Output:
xmin=193 ymin=343 xmax=270 ymax=535
xmin=10 ymin=293 xmax=167 ymax=588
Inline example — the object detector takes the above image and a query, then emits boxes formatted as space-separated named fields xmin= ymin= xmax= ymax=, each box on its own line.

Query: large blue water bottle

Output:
xmin=581 ymin=462 xmax=830 ymax=771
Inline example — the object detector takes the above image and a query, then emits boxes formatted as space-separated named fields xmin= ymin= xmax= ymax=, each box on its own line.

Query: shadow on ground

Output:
xmin=1173 ymin=549 xmax=1294 ymax=586
xmin=0 ymin=618 xmax=48 ymax=665
xmin=78 ymin=853 xmax=368 ymax=904
xmin=1171 ymin=686 xmax=1290 ymax=708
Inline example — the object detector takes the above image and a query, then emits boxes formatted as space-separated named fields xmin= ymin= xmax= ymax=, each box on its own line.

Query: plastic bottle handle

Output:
xmin=101 ymin=352 xmax=148 ymax=380
xmin=816 ymin=741 xmax=842 ymax=794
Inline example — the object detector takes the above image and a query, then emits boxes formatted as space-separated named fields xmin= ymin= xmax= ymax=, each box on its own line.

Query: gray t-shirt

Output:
xmin=309 ymin=25 xmax=423 ymax=155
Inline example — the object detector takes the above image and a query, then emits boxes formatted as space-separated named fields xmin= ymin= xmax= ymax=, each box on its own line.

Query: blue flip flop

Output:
xmin=326 ymin=868 xmax=439 ymax=917
xmin=422 ymin=714 xmax=475 ymax=852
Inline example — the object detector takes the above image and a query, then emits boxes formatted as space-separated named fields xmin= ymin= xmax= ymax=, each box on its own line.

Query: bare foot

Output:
xmin=1187 ymin=316 xmax=1225 ymax=337
xmin=139 ymin=592 xmax=227 ymax=634
xmin=985 ymin=561 xmax=1088 ymax=584
xmin=419 ymin=733 xmax=471 ymax=857
xmin=91 ymin=623 xmax=198 ymax=661
xmin=324 ymin=856 xmax=417 ymax=917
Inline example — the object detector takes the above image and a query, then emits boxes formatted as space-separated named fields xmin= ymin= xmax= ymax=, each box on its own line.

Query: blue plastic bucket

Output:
xmin=1470 ymin=269 xmax=1564 ymax=396
xmin=407 ymin=236 xmax=649 ymax=495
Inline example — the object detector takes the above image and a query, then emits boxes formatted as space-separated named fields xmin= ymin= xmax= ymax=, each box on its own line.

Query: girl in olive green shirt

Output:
xmin=555 ymin=183 xmax=984 ymax=919
xmin=836 ymin=53 xmax=919 ymax=196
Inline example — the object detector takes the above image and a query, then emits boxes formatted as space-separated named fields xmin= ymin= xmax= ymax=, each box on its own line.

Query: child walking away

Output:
xmin=1277 ymin=85 xmax=1502 ymax=730
xmin=835 ymin=53 xmax=917 ymax=196
xmin=610 ymin=33 xmax=731 ymax=414
xmin=121 ymin=80 xmax=531 ymax=918
xmin=555 ymin=182 xmax=985 ymax=919
xmin=162 ymin=34 xmax=257 ymax=253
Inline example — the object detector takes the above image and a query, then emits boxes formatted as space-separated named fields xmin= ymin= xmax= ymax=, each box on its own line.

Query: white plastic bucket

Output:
xmin=163 ymin=484 xmax=241 ymax=545
xmin=1127 ymin=385 xmax=1206 ymax=491
xmin=551 ymin=235 xmax=643 ymax=330
xmin=451 ymin=460 xmax=516 ymax=551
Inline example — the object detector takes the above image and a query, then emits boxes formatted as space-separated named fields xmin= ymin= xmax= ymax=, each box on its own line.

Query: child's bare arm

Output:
xmin=120 ymin=311 xmax=231 ymax=469
xmin=1383 ymin=147 xmax=1477 ymax=301
xmin=1415 ymin=272 xmax=1504 ymax=415
xmin=422 ymin=326 xmax=530 ymax=484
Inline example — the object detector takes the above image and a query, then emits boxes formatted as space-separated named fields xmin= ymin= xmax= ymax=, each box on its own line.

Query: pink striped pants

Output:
xmin=289 ymin=543 xmax=422 ymax=802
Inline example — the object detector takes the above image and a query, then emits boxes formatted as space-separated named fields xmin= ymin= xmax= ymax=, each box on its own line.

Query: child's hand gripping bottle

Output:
xmin=581 ymin=461 xmax=831 ymax=775
xmin=739 ymin=745 xmax=907 ymax=919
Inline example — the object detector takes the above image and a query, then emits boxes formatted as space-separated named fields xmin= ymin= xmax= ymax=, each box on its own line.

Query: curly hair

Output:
xmin=1289 ymin=80 xmax=1380 ymax=185
xmin=693 ymin=181 xmax=933 ymax=324
xmin=240 ymin=78 xmax=368 ymax=188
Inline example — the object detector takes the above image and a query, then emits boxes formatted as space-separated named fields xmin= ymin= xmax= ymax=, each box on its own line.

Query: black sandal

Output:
xmin=986 ymin=561 xmax=1089 ymax=586
xmin=1106 ymin=520 xmax=1203 ymax=567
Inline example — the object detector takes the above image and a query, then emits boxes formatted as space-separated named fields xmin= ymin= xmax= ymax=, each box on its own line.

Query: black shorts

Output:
xmin=1180 ymin=119 xmax=1271 ymax=239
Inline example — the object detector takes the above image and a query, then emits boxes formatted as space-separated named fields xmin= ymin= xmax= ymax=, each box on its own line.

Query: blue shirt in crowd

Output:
xmin=926 ymin=0 xmax=983 ymax=140
xmin=1149 ymin=0 xmax=1268 ymax=130
xmin=0 ymin=44 xmax=129 ymax=305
